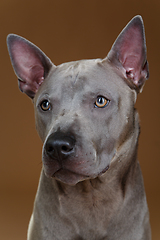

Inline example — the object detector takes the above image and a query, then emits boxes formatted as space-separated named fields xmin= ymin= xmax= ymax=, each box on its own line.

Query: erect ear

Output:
xmin=7 ymin=34 xmax=54 ymax=98
xmin=103 ymin=15 xmax=149 ymax=93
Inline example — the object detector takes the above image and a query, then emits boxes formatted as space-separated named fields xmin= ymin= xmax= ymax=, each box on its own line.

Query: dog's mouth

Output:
xmin=52 ymin=168 xmax=89 ymax=185
xmin=50 ymin=164 xmax=110 ymax=185
xmin=98 ymin=165 xmax=110 ymax=176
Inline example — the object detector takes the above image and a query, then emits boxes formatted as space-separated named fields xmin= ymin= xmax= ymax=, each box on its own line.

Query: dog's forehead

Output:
xmin=55 ymin=59 xmax=103 ymax=85
xmin=36 ymin=58 xmax=130 ymax=102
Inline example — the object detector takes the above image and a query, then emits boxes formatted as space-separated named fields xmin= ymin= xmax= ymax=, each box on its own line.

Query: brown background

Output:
xmin=0 ymin=0 xmax=160 ymax=239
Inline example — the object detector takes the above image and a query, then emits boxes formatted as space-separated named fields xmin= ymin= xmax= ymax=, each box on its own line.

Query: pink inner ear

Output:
xmin=11 ymin=40 xmax=44 ymax=82
xmin=7 ymin=34 xmax=54 ymax=98
xmin=9 ymin=39 xmax=46 ymax=98
xmin=106 ymin=16 xmax=149 ymax=91
xmin=18 ymin=66 xmax=44 ymax=98
xmin=119 ymin=25 xmax=144 ymax=81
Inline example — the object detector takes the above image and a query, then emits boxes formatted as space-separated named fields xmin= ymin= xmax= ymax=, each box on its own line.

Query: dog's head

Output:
xmin=7 ymin=16 xmax=149 ymax=185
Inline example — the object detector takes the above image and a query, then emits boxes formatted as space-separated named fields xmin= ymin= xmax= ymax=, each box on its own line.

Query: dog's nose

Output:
xmin=45 ymin=132 xmax=76 ymax=160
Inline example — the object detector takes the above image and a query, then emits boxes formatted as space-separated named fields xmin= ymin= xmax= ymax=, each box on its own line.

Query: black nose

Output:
xmin=45 ymin=132 xmax=76 ymax=160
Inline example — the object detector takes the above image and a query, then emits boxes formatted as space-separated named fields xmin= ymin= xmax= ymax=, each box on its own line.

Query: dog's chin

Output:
xmin=52 ymin=169 xmax=89 ymax=186
xmin=44 ymin=164 xmax=110 ymax=186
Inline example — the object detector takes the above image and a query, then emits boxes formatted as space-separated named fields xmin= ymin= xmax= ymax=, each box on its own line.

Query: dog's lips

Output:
xmin=52 ymin=164 xmax=110 ymax=185
xmin=98 ymin=165 xmax=110 ymax=176
xmin=52 ymin=168 xmax=89 ymax=185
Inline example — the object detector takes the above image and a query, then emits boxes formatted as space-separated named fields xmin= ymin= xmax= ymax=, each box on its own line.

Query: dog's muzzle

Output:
xmin=43 ymin=131 xmax=90 ymax=185
xmin=43 ymin=131 xmax=111 ymax=185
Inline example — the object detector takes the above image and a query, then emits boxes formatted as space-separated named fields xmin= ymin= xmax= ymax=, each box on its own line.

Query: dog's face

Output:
xmin=34 ymin=59 xmax=136 ymax=184
xmin=7 ymin=16 xmax=149 ymax=185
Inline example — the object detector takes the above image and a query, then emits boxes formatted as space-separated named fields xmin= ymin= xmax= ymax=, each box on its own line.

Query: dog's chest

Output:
xmin=50 ymin=183 xmax=123 ymax=238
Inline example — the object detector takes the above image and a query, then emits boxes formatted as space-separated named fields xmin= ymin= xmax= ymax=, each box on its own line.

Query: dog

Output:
xmin=7 ymin=15 xmax=151 ymax=240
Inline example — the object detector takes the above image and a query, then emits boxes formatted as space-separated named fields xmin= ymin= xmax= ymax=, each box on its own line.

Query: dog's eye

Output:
xmin=40 ymin=100 xmax=51 ymax=111
xmin=95 ymin=96 xmax=109 ymax=108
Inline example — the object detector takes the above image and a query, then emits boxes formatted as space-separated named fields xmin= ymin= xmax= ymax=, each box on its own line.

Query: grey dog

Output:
xmin=7 ymin=15 xmax=151 ymax=240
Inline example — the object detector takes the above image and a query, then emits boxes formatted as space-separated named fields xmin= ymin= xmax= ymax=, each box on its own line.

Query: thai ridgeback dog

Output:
xmin=7 ymin=15 xmax=151 ymax=240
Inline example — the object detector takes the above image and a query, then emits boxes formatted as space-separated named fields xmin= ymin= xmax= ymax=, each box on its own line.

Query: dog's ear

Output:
xmin=104 ymin=15 xmax=149 ymax=93
xmin=7 ymin=34 xmax=54 ymax=98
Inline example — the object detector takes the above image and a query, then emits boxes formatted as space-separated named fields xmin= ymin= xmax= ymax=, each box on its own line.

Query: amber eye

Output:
xmin=40 ymin=100 xmax=51 ymax=111
xmin=95 ymin=96 xmax=109 ymax=108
